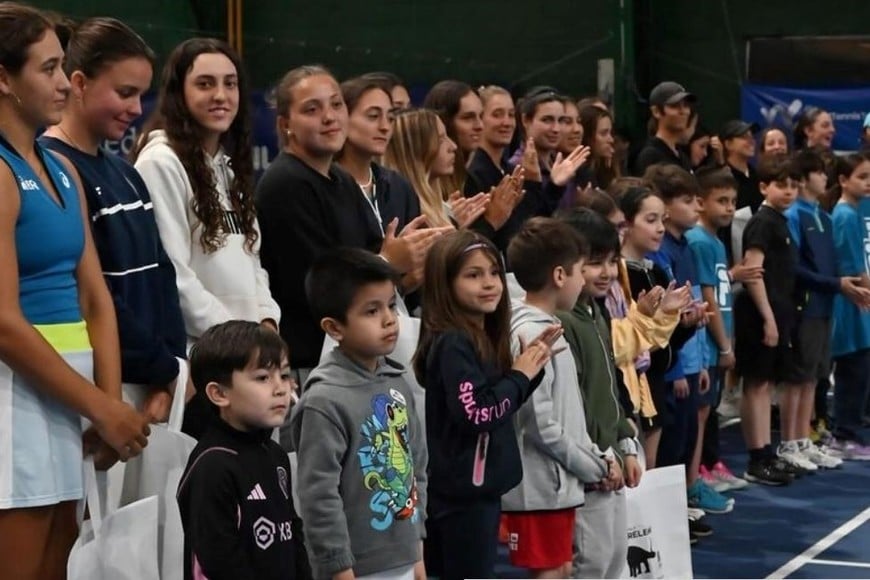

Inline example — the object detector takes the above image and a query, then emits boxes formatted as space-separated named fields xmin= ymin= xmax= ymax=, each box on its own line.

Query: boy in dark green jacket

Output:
xmin=556 ymin=208 xmax=642 ymax=578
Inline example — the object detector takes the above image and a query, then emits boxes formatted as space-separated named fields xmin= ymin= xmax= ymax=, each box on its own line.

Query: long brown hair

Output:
xmin=0 ymin=3 xmax=53 ymax=75
xmin=413 ymin=230 xmax=512 ymax=384
xmin=580 ymin=105 xmax=620 ymax=189
xmin=132 ymin=38 xmax=256 ymax=254
xmin=423 ymin=80 xmax=478 ymax=197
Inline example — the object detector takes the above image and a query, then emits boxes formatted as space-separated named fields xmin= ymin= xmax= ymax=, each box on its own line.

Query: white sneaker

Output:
xmin=777 ymin=441 xmax=819 ymax=471
xmin=687 ymin=507 xmax=706 ymax=521
xmin=717 ymin=383 xmax=742 ymax=428
xmin=798 ymin=438 xmax=843 ymax=469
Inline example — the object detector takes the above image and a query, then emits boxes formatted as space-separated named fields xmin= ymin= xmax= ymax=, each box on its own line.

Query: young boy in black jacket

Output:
xmin=177 ymin=321 xmax=309 ymax=580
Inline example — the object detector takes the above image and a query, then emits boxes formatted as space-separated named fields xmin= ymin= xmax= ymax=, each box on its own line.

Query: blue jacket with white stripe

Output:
xmin=785 ymin=197 xmax=839 ymax=320
xmin=41 ymin=136 xmax=186 ymax=386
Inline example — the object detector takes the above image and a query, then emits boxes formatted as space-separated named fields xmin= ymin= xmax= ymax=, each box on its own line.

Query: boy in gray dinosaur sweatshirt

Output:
xmin=502 ymin=218 xmax=613 ymax=578
xmin=290 ymin=249 xmax=427 ymax=580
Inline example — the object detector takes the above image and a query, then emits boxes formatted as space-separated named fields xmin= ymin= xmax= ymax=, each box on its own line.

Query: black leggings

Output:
xmin=424 ymin=498 xmax=501 ymax=580
xmin=702 ymin=370 xmax=725 ymax=468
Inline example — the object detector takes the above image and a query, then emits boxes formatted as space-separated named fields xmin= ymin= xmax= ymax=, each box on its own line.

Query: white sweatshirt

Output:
xmin=135 ymin=130 xmax=280 ymax=341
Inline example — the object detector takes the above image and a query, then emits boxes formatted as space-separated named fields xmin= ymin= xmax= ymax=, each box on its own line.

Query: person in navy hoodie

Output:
xmin=42 ymin=17 xmax=189 ymax=423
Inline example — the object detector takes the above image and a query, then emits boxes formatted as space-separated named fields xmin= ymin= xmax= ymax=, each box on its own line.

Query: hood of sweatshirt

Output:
xmin=303 ymin=348 xmax=405 ymax=394
xmin=510 ymin=298 xmax=558 ymax=330
xmin=138 ymin=128 xmax=170 ymax=154
xmin=139 ymin=129 xmax=233 ymax=199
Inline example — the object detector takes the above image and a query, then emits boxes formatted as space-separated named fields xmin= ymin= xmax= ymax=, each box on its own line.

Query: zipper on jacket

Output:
xmin=590 ymin=309 xmax=621 ymax=431
xmin=472 ymin=432 xmax=490 ymax=487
xmin=640 ymin=264 xmax=673 ymax=370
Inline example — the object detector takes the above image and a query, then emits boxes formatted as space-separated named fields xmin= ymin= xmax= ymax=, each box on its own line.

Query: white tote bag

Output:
xmin=119 ymin=358 xmax=196 ymax=580
xmin=319 ymin=294 xmax=425 ymax=427
xmin=68 ymin=457 xmax=160 ymax=580
xmin=621 ymin=465 xmax=693 ymax=579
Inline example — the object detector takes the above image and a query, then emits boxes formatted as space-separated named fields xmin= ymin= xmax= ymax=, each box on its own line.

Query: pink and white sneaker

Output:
xmin=710 ymin=461 xmax=748 ymax=491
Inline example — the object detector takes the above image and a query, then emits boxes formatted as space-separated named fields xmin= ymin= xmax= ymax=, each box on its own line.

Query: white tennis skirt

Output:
xmin=0 ymin=321 xmax=93 ymax=509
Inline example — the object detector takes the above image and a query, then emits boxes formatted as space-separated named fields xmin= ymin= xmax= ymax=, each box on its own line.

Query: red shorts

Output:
xmin=504 ymin=509 xmax=575 ymax=569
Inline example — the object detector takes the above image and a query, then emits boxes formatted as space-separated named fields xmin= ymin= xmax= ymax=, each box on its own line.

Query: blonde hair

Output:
xmin=384 ymin=109 xmax=452 ymax=227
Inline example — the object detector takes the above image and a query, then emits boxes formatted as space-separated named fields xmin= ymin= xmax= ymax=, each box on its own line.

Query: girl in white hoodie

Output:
xmin=132 ymin=38 xmax=280 ymax=348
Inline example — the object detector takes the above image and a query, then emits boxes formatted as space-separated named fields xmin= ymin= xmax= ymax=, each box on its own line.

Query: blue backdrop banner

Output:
xmin=740 ymin=85 xmax=870 ymax=152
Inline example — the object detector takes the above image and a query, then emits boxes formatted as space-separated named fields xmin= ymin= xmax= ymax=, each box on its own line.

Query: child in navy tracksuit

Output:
xmin=782 ymin=149 xmax=851 ymax=469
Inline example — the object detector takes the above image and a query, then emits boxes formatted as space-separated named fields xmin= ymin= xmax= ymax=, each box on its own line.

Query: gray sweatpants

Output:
xmin=573 ymin=488 xmax=627 ymax=578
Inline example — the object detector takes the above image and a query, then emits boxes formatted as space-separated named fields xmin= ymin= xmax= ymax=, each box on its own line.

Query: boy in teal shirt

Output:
xmin=686 ymin=168 xmax=748 ymax=492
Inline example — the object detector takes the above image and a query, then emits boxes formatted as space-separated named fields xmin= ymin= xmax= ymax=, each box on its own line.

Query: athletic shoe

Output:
xmin=688 ymin=479 xmax=734 ymax=514
xmin=777 ymin=441 xmax=819 ymax=472
xmin=772 ymin=455 xmax=809 ymax=478
xmin=699 ymin=465 xmax=722 ymax=491
xmin=743 ymin=457 xmax=793 ymax=486
xmin=687 ymin=507 xmax=706 ymax=520
xmin=717 ymin=385 xmax=742 ymax=428
xmin=710 ymin=460 xmax=749 ymax=491
xmin=810 ymin=418 xmax=831 ymax=444
xmin=689 ymin=517 xmax=713 ymax=539
xmin=828 ymin=438 xmax=870 ymax=461
xmin=798 ymin=438 xmax=842 ymax=469
xmin=818 ymin=441 xmax=844 ymax=458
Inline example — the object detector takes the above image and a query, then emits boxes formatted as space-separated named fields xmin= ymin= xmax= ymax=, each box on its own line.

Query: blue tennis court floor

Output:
xmin=494 ymin=423 xmax=870 ymax=578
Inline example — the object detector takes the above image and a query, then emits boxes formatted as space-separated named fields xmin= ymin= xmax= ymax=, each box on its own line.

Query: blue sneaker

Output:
xmin=688 ymin=479 xmax=734 ymax=514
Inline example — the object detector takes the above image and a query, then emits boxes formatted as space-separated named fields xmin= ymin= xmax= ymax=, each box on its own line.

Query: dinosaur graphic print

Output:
xmin=358 ymin=388 xmax=419 ymax=531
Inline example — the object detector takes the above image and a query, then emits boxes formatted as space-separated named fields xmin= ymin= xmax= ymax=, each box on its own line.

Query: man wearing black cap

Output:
xmin=720 ymin=120 xmax=762 ymax=264
xmin=632 ymin=81 xmax=697 ymax=176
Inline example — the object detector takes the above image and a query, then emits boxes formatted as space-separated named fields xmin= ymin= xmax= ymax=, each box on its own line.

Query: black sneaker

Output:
xmin=772 ymin=456 xmax=808 ymax=478
xmin=689 ymin=517 xmax=713 ymax=538
xmin=743 ymin=457 xmax=793 ymax=486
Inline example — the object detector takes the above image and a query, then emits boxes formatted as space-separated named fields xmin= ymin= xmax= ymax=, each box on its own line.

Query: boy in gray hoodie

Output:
xmin=290 ymin=248 xmax=427 ymax=580
xmin=502 ymin=218 xmax=613 ymax=578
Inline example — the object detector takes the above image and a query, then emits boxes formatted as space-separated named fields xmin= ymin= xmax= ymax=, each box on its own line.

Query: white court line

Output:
xmin=809 ymin=558 xmax=870 ymax=570
xmin=767 ymin=506 xmax=870 ymax=578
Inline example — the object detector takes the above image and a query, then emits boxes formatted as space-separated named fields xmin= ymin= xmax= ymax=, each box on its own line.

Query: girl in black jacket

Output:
xmin=620 ymin=187 xmax=695 ymax=468
xmin=413 ymin=231 xmax=559 ymax=580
